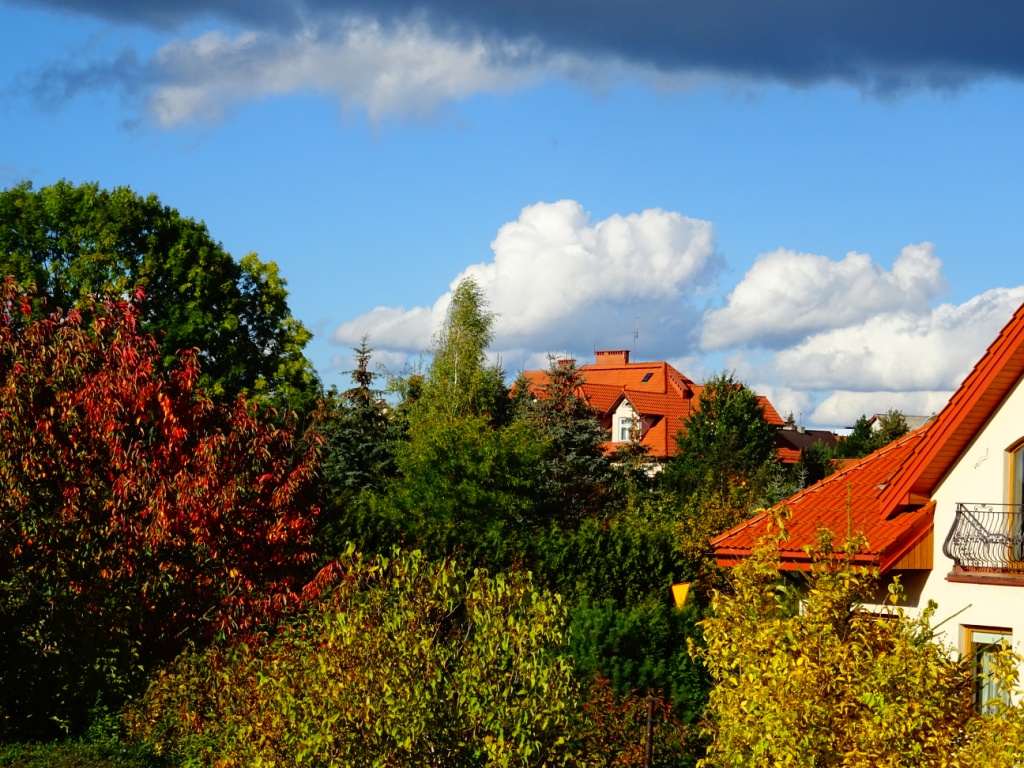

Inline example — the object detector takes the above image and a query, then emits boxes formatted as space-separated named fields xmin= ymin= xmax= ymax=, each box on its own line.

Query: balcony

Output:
xmin=942 ymin=503 xmax=1024 ymax=577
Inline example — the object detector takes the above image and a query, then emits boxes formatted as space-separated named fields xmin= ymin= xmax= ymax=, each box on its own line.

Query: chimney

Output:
xmin=595 ymin=350 xmax=630 ymax=366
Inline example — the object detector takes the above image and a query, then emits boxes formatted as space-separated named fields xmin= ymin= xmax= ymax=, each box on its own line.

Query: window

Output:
xmin=619 ymin=417 xmax=632 ymax=442
xmin=641 ymin=372 xmax=653 ymax=383
xmin=1012 ymin=442 xmax=1024 ymax=506
xmin=966 ymin=626 xmax=1012 ymax=714
xmin=1009 ymin=441 xmax=1024 ymax=561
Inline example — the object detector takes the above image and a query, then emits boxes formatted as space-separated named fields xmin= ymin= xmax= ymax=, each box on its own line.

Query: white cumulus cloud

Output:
xmin=332 ymin=199 xmax=721 ymax=361
xmin=759 ymin=286 xmax=1024 ymax=425
xmin=702 ymin=242 xmax=947 ymax=350
xmin=810 ymin=390 xmax=953 ymax=427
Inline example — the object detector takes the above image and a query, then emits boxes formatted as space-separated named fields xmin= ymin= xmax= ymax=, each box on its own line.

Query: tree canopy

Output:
xmin=420 ymin=277 xmax=507 ymax=423
xmin=131 ymin=548 xmax=585 ymax=767
xmin=515 ymin=358 xmax=615 ymax=524
xmin=0 ymin=278 xmax=322 ymax=738
xmin=696 ymin=519 xmax=1024 ymax=768
xmin=663 ymin=372 xmax=777 ymax=498
xmin=835 ymin=409 xmax=911 ymax=460
xmin=0 ymin=180 xmax=320 ymax=412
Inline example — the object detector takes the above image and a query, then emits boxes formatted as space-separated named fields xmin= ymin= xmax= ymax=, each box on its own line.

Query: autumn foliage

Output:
xmin=695 ymin=517 xmax=1024 ymax=768
xmin=0 ymin=277 xmax=322 ymax=738
xmin=129 ymin=547 xmax=691 ymax=767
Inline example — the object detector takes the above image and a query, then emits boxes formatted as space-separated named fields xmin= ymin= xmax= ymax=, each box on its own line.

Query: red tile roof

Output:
xmin=880 ymin=300 xmax=1024 ymax=516
xmin=713 ymin=299 xmax=1024 ymax=571
xmin=712 ymin=428 xmax=935 ymax=570
xmin=523 ymin=354 xmax=785 ymax=460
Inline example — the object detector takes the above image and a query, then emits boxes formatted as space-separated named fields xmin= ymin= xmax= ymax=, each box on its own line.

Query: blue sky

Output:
xmin=2 ymin=0 xmax=1023 ymax=426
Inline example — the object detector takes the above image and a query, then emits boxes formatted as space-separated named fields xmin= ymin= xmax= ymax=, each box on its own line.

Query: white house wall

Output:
xmin=611 ymin=399 xmax=637 ymax=443
xmin=918 ymin=374 xmax=1024 ymax=659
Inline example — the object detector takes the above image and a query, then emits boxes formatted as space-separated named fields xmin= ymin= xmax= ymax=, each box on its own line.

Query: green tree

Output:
xmin=419 ymin=277 xmax=507 ymax=423
xmin=316 ymin=339 xmax=405 ymax=558
xmin=382 ymin=415 xmax=544 ymax=566
xmin=321 ymin=338 xmax=401 ymax=497
xmin=0 ymin=279 xmax=321 ymax=738
xmin=796 ymin=439 xmax=841 ymax=485
xmin=662 ymin=372 xmax=777 ymax=498
xmin=0 ymin=180 xmax=319 ymax=412
xmin=516 ymin=358 xmax=615 ymax=523
xmin=694 ymin=518 xmax=1024 ymax=768
xmin=835 ymin=409 xmax=911 ymax=460
xmin=132 ymin=549 xmax=587 ymax=767
xmin=529 ymin=496 xmax=709 ymax=737
xmin=370 ymin=278 xmax=546 ymax=567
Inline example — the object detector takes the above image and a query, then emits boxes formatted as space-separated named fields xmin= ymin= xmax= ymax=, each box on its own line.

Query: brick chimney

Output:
xmin=595 ymin=350 xmax=630 ymax=366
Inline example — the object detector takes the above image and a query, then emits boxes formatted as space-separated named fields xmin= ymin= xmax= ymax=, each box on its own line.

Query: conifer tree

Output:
xmin=518 ymin=357 xmax=614 ymax=523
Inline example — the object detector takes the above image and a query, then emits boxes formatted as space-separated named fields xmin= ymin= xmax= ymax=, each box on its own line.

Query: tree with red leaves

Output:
xmin=0 ymin=277 xmax=322 ymax=739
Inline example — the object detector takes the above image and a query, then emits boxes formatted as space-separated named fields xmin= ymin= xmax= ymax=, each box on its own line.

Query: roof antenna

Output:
xmin=633 ymin=316 xmax=639 ymax=360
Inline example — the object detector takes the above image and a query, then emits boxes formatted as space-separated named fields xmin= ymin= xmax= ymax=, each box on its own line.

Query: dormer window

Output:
xmin=619 ymin=417 xmax=632 ymax=442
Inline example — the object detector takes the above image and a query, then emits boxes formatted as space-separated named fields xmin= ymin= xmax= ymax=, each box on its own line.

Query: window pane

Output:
xmin=970 ymin=629 xmax=1012 ymax=714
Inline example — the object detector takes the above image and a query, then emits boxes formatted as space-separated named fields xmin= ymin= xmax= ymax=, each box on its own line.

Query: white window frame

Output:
xmin=619 ymin=417 xmax=633 ymax=442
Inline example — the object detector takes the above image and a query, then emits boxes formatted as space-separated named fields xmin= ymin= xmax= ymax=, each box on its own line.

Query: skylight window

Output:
xmin=641 ymin=373 xmax=653 ymax=383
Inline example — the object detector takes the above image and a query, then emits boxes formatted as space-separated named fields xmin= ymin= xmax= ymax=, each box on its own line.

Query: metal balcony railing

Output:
xmin=942 ymin=503 xmax=1024 ymax=574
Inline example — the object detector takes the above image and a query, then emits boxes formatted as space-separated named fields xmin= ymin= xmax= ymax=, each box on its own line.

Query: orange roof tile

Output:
xmin=880 ymin=301 xmax=1024 ymax=516
xmin=524 ymin=355 xmax=783 ymax=460
xmin=758 ymin=396 xmax=786 ymax=427
xmin=713 ymin=299 xmax=1024 ymax=571
xmin=776 ymin=447 xmax=801 ymax=464
xmin=712 ymin=428 xmax=936 ymax=570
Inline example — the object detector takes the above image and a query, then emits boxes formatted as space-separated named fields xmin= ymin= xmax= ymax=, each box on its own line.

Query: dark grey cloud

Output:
xmin=9 ymin=0 xmax=1023 ymax=89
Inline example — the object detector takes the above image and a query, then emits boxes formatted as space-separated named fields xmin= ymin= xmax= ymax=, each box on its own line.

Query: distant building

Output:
xmin=523 ymin=350 xmax=788 ymax=461
xmin=774 ymin=418 xmax=840 ymax=464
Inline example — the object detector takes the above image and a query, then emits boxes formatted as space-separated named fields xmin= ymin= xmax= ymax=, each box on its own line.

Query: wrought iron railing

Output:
xmin=942 ymin=503 xmax=1024 ymax=573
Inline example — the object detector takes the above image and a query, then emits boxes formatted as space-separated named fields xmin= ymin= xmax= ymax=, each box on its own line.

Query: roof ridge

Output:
xmin=778 ymin=425 xmax=930 ymax=508
xmin=879 ymin=300 xmax=1024 ymax=514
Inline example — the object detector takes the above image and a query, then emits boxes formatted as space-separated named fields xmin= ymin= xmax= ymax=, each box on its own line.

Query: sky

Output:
xmin=2 ymin=0 xmax=1023 ymax=427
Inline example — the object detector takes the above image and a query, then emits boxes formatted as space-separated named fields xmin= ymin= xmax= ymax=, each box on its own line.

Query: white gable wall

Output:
xmin=611 ymin=399 xmax=638 ymax=443
xmin=919 ymin=374 xmax=1024 ymax=660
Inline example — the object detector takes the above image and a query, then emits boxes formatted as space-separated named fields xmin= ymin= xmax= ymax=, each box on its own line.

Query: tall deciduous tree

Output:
xmin=0 ymin=180 xmax=320 ymax=412
xmin=420 ymin=277 xmax=507 ymax=423
xmin=662 ymin=372 xmax=776 ymax=498
xmin=372 ymin=277 xmax=546 ymax=567
xmin=0 ymin=278 xmax=322 ymax=738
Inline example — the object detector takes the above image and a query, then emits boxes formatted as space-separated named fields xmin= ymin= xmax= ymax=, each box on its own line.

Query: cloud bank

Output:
xmin=703 ymin=242 xmax=947 ymax=350
xmin=14 ymin=0 xmax=1024 ymax=126
xmin=145 ymin=22 xmax=555 ymax=126
xmin=333 ymin=199 xmax=1024 ymax=427
xmin=333 ymin=199 xmax=720 ymax=362
xmin=746 ymin=285 xmax=1024 ymax=425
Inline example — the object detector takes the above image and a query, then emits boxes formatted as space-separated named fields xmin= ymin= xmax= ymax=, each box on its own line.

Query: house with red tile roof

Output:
xmin=712 ymin=300 xmax=1024 ymax=708
xmin=523 ymin=350 xmax=786 ymax=461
